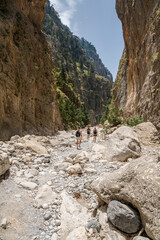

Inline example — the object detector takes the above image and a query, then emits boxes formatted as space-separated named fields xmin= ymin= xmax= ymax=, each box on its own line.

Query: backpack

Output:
xmin=76 ymin=130 xmax=80 ymax=137
xmin=94 ymin=129 xmax=97 ymax=135
xmin=87 ymin=128 xmax=90 ymax=134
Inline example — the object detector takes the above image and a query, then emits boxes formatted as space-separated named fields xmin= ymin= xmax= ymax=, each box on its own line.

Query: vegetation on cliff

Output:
xmin=42 ymin=0 xmax=112 ymax=127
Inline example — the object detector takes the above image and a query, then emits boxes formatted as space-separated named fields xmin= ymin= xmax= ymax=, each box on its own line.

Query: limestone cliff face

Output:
xmin=0 ymin=0 xmax=62 ymax=140
xmin=113 ymin=0 xmax=160 ymax=128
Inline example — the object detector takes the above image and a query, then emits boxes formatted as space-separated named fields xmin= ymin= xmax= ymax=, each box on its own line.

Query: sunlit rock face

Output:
xmin=0 ymin=0 xmax=62 ymax=140
xmin=113 ymin=0 xmax=160 ymax=128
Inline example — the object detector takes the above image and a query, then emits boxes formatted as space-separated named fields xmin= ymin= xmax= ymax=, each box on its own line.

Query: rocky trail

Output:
xmin=0 ymin=123 xmax=160 ymax=240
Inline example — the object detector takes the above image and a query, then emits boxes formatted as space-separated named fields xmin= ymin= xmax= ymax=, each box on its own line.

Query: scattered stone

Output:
xmin=133 ymin=237 xmax=150 ymax=240
xmin=66 ymin=227 xmax=87 ymax=240
xmin=10 ymin=135 xmax=20 ymax=141
xmin=35 ymin=185 xmax=57 ymax=208
xmin=84 ymin=168 xmax=97 ymax=174
xmin=54 ymin=162 xmax=72 ymax=171
xmin=0 ymin=218 xmax=8 ymax=229
xmin=60 ymin=191 xmax=90 ymax=239
xmin=107 ymin=200 xmax=141 ymax=234
xmin=66 ymin=163 xmax=83 ymax=175
xmin=69 ymin=153 xmax=77 ymax=159
xmin=51 ymin=233 xmax=58 ymax=240
xmin=0 ymin=153 xmax=10 ymax=176
xmin=105 ymin=230 xmax=126 ymax=240
xmin=86 ymin=219 xmax=100 ymax=232
xmin=42 ymin=203 xmax=49 ymax=209
xmin=44 ymin=212 xmax=52 ymax=220
xmin=74 ymin=151 xmax=89 ymax=164
xmin=20 ymin=181 xmax=37 ymax=190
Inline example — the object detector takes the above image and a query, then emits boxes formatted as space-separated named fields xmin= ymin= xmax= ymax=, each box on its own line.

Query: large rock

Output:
xmin=60 ymin=191 xmax=90 ymax=239
xmin=102 ymin=126 xmax=141 ymax=162
xmin=91 ymin=155 xmax=160 ymax=239
xmin=35 ymin=185 xmax=57 ymax=208
xmin=24 ymin=140 xmax=48 ymax=154
xmin=134 ymin=122 xmax=158 ymax=145
xmin=0 ymin=153 xmax=10 ymax=176
xmin=107 ymin=200 xmax=141 ymax=234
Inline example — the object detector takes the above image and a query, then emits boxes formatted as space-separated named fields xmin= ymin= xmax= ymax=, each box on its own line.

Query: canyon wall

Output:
xmin=113 ymin=0 xmax=160 ymax=128
xmin=0 ymin=0 xmax=62 ymax=140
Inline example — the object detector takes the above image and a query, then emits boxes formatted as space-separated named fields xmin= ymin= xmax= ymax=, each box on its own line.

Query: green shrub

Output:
xmin=58 ymin=96 xmax=89 ymax=127
xmin=100 ymin=102 xmax=110 ymax=124
xmin=100 ymin=106 xmax=123 ymax=127
xmin=126 ymin=116 xmax=144 ymax=127
xmin=107 ymin=108 xmax=123 ymax=126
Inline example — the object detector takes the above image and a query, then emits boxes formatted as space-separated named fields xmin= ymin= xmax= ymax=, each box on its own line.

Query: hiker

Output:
xmin=87 ymin=125 xmax=91 ymax=139
xmin=93 ymin=127 xmax=98 ymax=142
xmin=75 ymin=127 xmax=82 ymax=149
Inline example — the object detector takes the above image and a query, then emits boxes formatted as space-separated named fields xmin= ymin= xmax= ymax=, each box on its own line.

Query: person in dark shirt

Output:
xmin=93 ymin=127 xmax=98 ymax=142
xmin=87 ymin=125 xmax=91 ymax=139
xmin=75 ymin=127 xmax=82 ymax=149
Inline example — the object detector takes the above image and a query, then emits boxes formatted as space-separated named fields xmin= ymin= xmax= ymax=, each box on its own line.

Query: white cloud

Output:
xmin=50 ymin=0 xmax=83 ymax=28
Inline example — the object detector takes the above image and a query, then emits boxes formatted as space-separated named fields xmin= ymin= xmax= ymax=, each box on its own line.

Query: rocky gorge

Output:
xmin=0 ymin=122 xmax=160 ymax=240
xmin=0 ymin=0 xmax=160 ymax=239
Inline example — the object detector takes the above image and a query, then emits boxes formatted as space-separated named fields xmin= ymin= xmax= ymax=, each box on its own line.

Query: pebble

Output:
xmin=0 ymin=218 xmax=8 ymax=229
xmin=42 ymin=204 xmax=49 ymax=209
xmin=44 ymin=212 xmax=52 ymax=220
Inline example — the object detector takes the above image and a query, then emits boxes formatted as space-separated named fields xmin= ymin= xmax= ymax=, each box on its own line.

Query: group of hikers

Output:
xmin=75 ymin=126 xmax=98 ymax=149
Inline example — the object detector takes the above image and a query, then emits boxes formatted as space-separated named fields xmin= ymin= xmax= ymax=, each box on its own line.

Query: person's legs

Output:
xmin=77 ymin=138 xmax=79 ymax=149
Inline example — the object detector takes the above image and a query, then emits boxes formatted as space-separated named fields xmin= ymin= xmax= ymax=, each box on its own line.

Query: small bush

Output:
xmin=100 ymin=104 xmax=110 ymax=124
xmin=126 ymin=116 xmax=144 ymax=127
xmin=107 ymin=108 xmax=123 ymax=126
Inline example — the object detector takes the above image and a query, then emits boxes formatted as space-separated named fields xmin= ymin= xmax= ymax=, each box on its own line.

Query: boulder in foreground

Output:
xmin=91 ymin=155 xmax=160 ymax=239
xmin=103 ymin=126 xmax=141 ymax=162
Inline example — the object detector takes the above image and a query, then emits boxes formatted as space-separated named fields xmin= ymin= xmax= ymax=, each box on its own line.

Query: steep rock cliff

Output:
xmin=43 ymin=0 xmax=112 ymax=125
xmin=79 ymin=38 xmax=112 ymax=81
xmin=0 ymin=0 xmax=61 ymax=140
xmin=113 ymin=0 xmax=160 ymax=128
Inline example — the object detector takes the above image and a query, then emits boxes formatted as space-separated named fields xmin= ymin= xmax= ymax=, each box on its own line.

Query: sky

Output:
xmin=50 ymin=0 xmax=124 ymax=80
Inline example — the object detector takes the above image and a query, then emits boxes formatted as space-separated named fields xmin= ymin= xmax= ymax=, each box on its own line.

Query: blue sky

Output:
xmin=50 ymin=0 xmax=124 ymax=80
